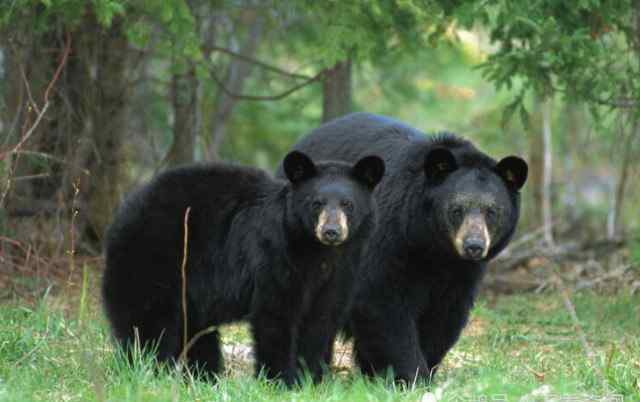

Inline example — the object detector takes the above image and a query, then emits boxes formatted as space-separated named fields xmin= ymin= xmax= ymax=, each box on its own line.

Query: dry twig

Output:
xmin=0 ymin=31 xmax=72 ymax=210
xmin=549 ymin=258 xmax=608 ymax=390
xmin=0 ymin=31 xmax=71 ymax=162
xmin=174 ymin=206 xmax=220 ymax=377
xmin=180 ymin=206 xmax=191 ymax=364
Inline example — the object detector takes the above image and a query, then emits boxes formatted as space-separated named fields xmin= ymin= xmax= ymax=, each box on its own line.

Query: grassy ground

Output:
xmin=0 ymin=286 xmax=637 ymax=402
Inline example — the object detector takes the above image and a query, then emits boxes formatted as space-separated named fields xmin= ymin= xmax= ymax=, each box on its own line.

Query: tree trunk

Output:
xmin=165 ymin=64 xmax=198 ymax=167
xmin=79 ymin=17 xmax=131 ymax=242
xmin=562 ymin=101 xmax=581 ymax=221
xmin=3 ymin=29 xmax=66 ymax=203
xmin=1 ymin=37 xmax=28 ymax=203
xmin=1 ymin=13 xmax=131 ymax=247
xmin=0 ymin=40 xmax=26 ymax=149
xmin=609 ymin=0 xmax=640 ymax=237
xmin=609 ymin=117 xmax=638 ymax=238
xmin=541 ymin=95 xmax=554 ymax=246
xmin=321 ymin=58 xmax=352 ymax=123
xmin=526 ymin=101 xmax=544 ymax=231
xmin=207 ymin=14 xmax=264 ymax=160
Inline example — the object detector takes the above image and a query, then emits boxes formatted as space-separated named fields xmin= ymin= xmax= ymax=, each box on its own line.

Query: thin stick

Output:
xmin=180 ymin=207 xmax=191 ymax=364
xmin=21 ymin=66 xmax=40 ymax=114
xmin=0 ymin=31 xmax=72 ymax=209
xmin=43 ymin=30 xmax=72 ymax=103
xmin=175 ymin=207 xmax=218 ymax=375
xmin=549 ymin=261 xmax=607 ymax=390
xmin=177 ymin=326 xmax=218 ymax=365
xmin=0 ymin=31 xmax=71 ymax=162
xmin=66 ymin=180 xmax=80 ymax=288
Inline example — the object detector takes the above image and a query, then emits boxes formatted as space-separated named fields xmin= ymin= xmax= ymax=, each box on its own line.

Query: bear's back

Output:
xmin=107 ymin=163 xmax=279 ymax=252
xmin=282 ymin=113 xmax=422 ymax=169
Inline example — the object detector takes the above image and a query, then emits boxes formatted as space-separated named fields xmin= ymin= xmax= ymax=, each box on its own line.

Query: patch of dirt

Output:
xmin=1 ymin=214 xmax=106 ymax=316
xmin=220 ymin=337 xmax=356 ymax=378
xmin=462 ymin=317 xmax=488 ymax=337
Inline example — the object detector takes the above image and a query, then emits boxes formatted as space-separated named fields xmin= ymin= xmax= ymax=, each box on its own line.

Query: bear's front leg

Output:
xmin=418 ymin=282 xmax=476 ymax=375
xmin=351 ymin=300 xmax=431 ymax=385
xmin=296 ymin=291 xmax=341 ymax=383
xmin=250 ymin=289 xmax=299 ymax=386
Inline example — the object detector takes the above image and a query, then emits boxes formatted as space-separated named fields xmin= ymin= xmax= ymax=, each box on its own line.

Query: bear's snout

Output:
xmin=315 ymin=208 xmax=349 ymax=246
xmin=453 ymin=214 xmax=491 ymax=260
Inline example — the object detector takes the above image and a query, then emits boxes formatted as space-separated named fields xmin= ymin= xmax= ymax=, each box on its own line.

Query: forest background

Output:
xmin=0 ymin=1 xmax=639 ymax=400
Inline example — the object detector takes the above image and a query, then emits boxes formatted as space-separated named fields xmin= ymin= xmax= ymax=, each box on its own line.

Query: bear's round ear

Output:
xmin=424 ymin=147 xmax=457 ymax=182
xmin=283 ymin=151 xmax=317 ymax=184
xmin=495 ymin=156 xmax=528 ymax=190
xmin=352 ymin=155 xmax=385 ymax=189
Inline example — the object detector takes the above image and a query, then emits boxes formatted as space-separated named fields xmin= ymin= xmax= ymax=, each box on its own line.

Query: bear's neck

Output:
xmin=407 ymin=247 xmax=488 ymax=282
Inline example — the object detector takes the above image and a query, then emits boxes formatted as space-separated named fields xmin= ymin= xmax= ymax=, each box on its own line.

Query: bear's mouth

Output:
xmin=315 ymin=208 xmax=349 ymax=246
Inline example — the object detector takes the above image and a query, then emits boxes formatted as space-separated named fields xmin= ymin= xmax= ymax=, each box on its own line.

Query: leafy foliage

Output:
xmin=461 ymin=1 xmax=639 ymax=120
xmin=273 ymin=0 xmax=454 ymax=68
xmin=0 ymin=0 xmax=127 ymax=31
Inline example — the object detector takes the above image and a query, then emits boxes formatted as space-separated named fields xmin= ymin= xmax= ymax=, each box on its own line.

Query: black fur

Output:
xmin=278 ymin=113 xmax=528 ymax=383
xmin=102 ymin=151 xmax=384 ymax=385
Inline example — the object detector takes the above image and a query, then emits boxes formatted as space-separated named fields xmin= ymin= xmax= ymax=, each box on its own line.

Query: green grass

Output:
xmin=0 ymin=290 xmax=638 ymax=401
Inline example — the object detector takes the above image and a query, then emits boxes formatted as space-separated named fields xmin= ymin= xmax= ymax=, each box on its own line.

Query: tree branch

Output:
xmin=209 ymin=69 xmax=324 ymax=102
xmin=590 ymin=96 xmax=638 ymax=108
xmin=0 ymin=31 xmax=72 ymax=162
xmin=205 ymin=44 xmax=312 ymax=80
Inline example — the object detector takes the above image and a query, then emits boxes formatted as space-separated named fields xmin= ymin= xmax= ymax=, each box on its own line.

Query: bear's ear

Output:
xmin=495 ymin=156 xmax=528 ymax=190
xmin=352 ymin=155 xmax=385 ymax=189
xmin=424 ymin=147 xmax=457 ymax=182
xmin=283 ymin=151 xmax=317 ymax=184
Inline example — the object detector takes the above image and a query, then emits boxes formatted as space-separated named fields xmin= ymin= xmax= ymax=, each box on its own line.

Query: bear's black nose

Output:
xmin=463 ymin=239 xmax=485 ymax=260
xmin=322 ymin=227 xmax=341 ymax=243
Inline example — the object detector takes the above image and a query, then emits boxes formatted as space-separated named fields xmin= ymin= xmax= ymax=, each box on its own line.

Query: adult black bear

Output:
xmin=278 ymin=113 xmax=528 ymax=383
xmin=102 ymin=151 xmax=385 ymax=386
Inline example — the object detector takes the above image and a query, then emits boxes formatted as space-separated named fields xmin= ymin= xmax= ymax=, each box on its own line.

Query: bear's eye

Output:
xmin=486 ymin=207 xmax=497 ymax=221
xmin=340 ymin=200 xmax=354 ymax=211
xmin=449 ymin=207 xmax=463 ymax=221
xmin=311 ymin=200 xmax=325 ymax=211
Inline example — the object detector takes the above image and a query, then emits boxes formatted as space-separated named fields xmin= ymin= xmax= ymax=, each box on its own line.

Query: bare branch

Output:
xmin=177 ymin=326 xmax=218 ymax=366
xmin=20 ymin=67 xmax=40 ymax=114
xmin=0 ymin=31 xmax=72 ymax=162
xmin=205 ymin=44 xmax=312 ymax=80
xmin=209 ymin=69 xmax=324 ymax=102
xmin=44 ymin=30 xmax=72 ymax=103
xmin=590 ymin=96 xmax=638 ymax=108
xmin=0 ymin=103 xmax=50 ymax=163
xmin=0 ymin=31 xmax=72 ymax=210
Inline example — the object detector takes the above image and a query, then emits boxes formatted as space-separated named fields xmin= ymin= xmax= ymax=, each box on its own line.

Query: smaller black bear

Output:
xmin=102 ymin=151 xmax=384 ymax=386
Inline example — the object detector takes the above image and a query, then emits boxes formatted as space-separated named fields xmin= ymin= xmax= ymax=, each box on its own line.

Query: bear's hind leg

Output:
xmin=110 ymin=297 xmax=183 ymax=370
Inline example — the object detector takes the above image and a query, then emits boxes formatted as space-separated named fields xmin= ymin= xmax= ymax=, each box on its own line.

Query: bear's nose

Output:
xmin=322 ymin=227 xmax=341 ymax=244
xmin=463 ymin=238 xmax=485 ymax=260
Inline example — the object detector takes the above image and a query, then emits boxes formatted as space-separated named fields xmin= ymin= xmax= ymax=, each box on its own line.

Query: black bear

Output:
xmin=102 ymin=150 xmax=385 ymax=386
xmin=278 ymin=113 xmax=528 ymax=383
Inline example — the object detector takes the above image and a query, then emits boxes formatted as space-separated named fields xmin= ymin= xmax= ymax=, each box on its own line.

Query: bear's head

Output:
xmin=418 ymin=145 xmax=528 ymax=261
xmin=282 ymin=150 xmax=385 ymax=247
